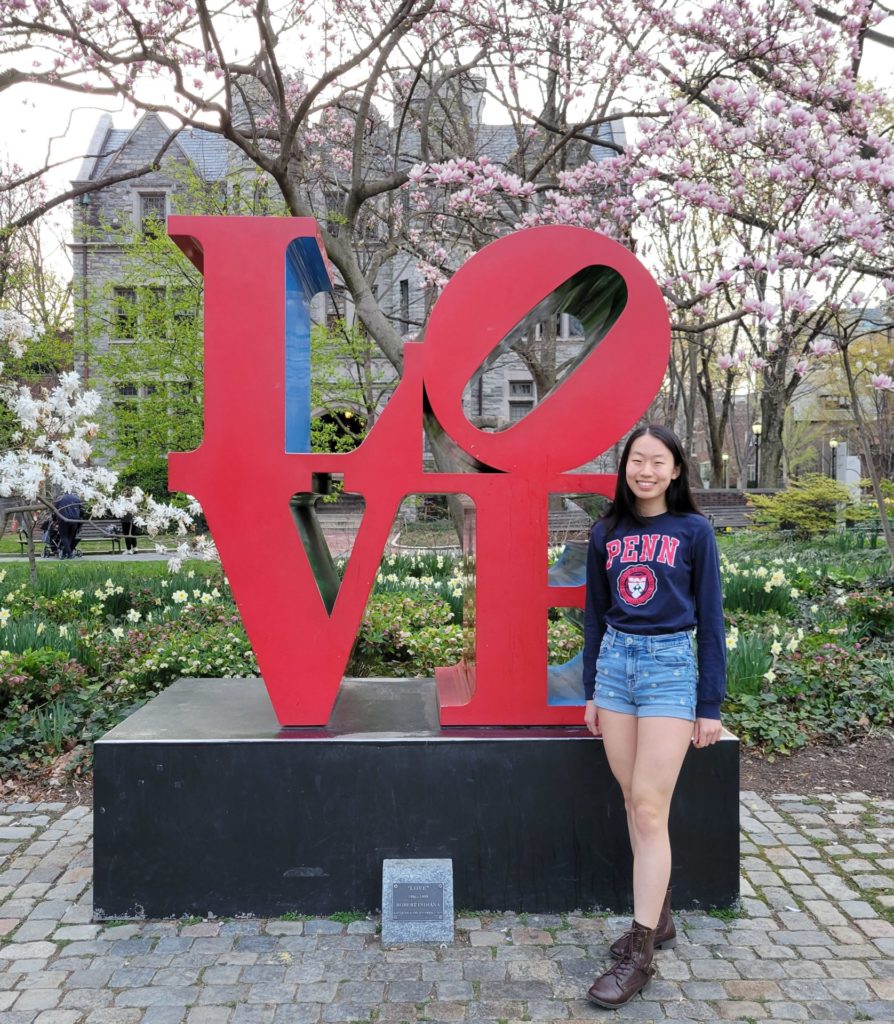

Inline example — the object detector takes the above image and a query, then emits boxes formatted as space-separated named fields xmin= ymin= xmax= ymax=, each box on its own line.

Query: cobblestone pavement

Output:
xmin=1 ymin=791 xmax=893 ymax=1023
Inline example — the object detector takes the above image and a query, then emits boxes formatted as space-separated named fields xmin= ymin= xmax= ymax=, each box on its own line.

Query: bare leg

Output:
xmin=629 ymin=717 xmax=693 ymax=927
xmin=597 ymin=707 xmax=640 ymax=863
xmin=598 ymin=710 xmax=693 ymax=928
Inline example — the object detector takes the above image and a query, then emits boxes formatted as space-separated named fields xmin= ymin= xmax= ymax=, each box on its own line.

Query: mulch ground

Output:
xmin=739 ymin=728 xmax=894 ymax=798
xmin=4 ymin=729 xmax=894 ymax=806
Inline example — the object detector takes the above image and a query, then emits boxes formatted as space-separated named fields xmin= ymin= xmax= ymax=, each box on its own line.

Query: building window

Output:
xmin=821 ymin=395 xmax=850 ymax=410
xmin=508 ymin=380 xmax=535 ymax=423
xmin=112 ymin=401 xmax=141 ymax=449
xmin=113 ymin=287 xmax=137 ymax=338
xmin=399 ymin=279 xmax=410 ymax=333
xmin=139 ymin=193 xmax=167 ymax=236
xmin=116 ymin=383 xmax=138 ymax=397
xmin=145 ymin=286 xmax=167 ymax=338
xmin=170 ymin=288 xmax=198 ymax=331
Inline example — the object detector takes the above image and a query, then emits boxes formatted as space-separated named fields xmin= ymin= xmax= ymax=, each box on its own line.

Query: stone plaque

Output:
xmin=393 ymin=882 xmax=443 ymax=922
xmin=381 ymin=858 xmax=453 ymax=945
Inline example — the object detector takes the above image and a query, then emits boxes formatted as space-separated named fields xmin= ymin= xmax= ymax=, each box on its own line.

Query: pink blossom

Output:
xmin=809 ymin=338 xmax=836 ymax=357
xmin=871 ymin=373 xmax=894 ymax=391
xmin=717 ymin=354 xmax=735 ymax=371
xmin=793 ymin=359 xmax=809 ymax=377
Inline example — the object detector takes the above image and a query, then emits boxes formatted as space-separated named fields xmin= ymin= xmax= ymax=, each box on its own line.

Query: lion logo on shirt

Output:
xmin=617 ymin=564 xmax=658 ymax=607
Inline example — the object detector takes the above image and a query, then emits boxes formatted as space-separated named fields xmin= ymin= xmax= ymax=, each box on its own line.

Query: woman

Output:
xmin=582 ymin=424 xmax=726 ymax=1008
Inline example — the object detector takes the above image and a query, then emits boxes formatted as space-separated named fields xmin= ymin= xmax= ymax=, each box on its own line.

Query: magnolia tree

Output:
xmin=0 ymin=312 xmax=206 ymax=580
xmin=0 ymin=0 xmax=653 ymax=379
xmin=515 ymin=0 xmax=894 ymax=489
xmin=1 ymin=0 xmax=893 ymax=490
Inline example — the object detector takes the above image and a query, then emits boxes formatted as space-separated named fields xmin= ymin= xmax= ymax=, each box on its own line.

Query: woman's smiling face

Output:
xmin=625 ymin=432 xmax=680 ymax=515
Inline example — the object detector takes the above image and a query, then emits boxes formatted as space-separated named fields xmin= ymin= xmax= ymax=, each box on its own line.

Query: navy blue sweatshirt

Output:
xmin=582 ymin=511 xmax=727 ymax=719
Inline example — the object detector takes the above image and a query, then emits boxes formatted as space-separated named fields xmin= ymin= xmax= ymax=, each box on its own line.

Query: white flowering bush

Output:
xmin=0 ymin=321 xmax=201 ymax=571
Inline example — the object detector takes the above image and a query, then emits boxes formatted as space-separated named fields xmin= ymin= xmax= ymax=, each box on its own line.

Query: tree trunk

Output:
xmin=23 ymin=508 xmax=38 ymax=585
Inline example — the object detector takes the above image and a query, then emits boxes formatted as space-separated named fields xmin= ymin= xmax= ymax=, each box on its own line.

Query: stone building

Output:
xmin=71 ymin=104 xmax=625 ymax=466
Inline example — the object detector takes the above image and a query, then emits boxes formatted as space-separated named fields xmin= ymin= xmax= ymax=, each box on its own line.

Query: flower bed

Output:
xmin=2 ymin=533 xmax=893 ymax=782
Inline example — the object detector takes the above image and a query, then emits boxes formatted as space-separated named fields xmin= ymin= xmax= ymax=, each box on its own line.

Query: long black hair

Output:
xmin=601 ymin=424 xmax=703 ymax=535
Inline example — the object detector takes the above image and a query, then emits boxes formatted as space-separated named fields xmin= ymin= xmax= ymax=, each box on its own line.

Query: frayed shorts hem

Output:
xmin=595 ymin=700 xmax=695 ymax=723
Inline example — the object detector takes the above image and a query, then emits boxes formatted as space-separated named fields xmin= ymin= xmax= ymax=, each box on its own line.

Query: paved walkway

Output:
xmin=1 ymin=791 xmax=893 ymax=1023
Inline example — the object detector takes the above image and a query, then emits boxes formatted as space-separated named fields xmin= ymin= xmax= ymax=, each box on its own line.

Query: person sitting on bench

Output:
xmin=54 ymin=492 xmax=84 ymax=560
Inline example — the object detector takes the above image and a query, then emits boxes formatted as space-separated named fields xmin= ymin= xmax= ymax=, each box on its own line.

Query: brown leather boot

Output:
xmin=609 ymin=888 xmax=675 ymax=958
xmin=587 ymin=920 xmax=656 ymax=1008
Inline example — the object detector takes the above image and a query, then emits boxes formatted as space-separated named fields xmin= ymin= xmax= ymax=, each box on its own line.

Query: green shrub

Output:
xmin=349 ymin=592 xmax=460 ymax=676
xmin=748 ymin=474 xmax=859 ymax=537
xmin=724 ymin=634 xmax=894 ymax=753
xmin=0 ymin=648 xmax=89 ymax=713
xmin=95 ymin=617 xmax=259 ymax=701
xmin=548 ymin=619 xmax=584 ymax=663
xmin=32 ymin=699 xmax=78 ymax=757
xmin=3 ymin=541 xmax=894 ymax=773
xmin=844 ymin=589 xmax=894 ymax=639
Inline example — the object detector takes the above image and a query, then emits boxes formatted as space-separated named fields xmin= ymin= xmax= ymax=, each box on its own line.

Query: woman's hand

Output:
xmin=692 ymin=717 xmax=722 ymax=748
xmin=584 ymin=700 xmax=601 ymax=737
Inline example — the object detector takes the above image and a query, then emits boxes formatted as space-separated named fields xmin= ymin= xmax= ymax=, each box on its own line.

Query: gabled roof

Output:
xmin=76 ymin=113 xmax=230 ymax=183
xmin=76 ymin=110 xmax=623 ymax=186
xmin=172 ymin=127 xmax=229 ymax=181
xmin=92 ymin=128 xmax=133 ymax=179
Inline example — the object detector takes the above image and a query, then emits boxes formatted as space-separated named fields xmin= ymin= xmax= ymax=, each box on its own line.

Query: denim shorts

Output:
xmin=594 ymin=626 xmax=697 ymax=721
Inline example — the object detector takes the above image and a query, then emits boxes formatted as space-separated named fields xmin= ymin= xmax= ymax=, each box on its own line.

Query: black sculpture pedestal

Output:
xmin=93 ymin=677 xmax=739 ymax=918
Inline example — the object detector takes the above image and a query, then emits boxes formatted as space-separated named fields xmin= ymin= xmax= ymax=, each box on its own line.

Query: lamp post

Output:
xmin=829 ymin=438 xmax=839 ymax=480
xmin=721 ymin=452 xmax=729 ymax=489
xmin=751 ymin=423 xmax=762 ymax=488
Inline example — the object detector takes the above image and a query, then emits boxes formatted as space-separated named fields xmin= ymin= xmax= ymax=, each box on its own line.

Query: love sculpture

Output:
xmin=167 ymin=217 xmax=670 ymax=727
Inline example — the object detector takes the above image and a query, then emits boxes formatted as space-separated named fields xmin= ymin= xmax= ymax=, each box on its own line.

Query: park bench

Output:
xmin=313 ymin=512 xmax=364 ymax=533
xmin=547 ymin=510 xmax=593 ymax=541
xmin=312 ymin=507 xmax=594 ymax=548
xmin=17 ymin=516 xmax=124 ymax=555
xmin=703 ymin=507 xmax=753 ymax=531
